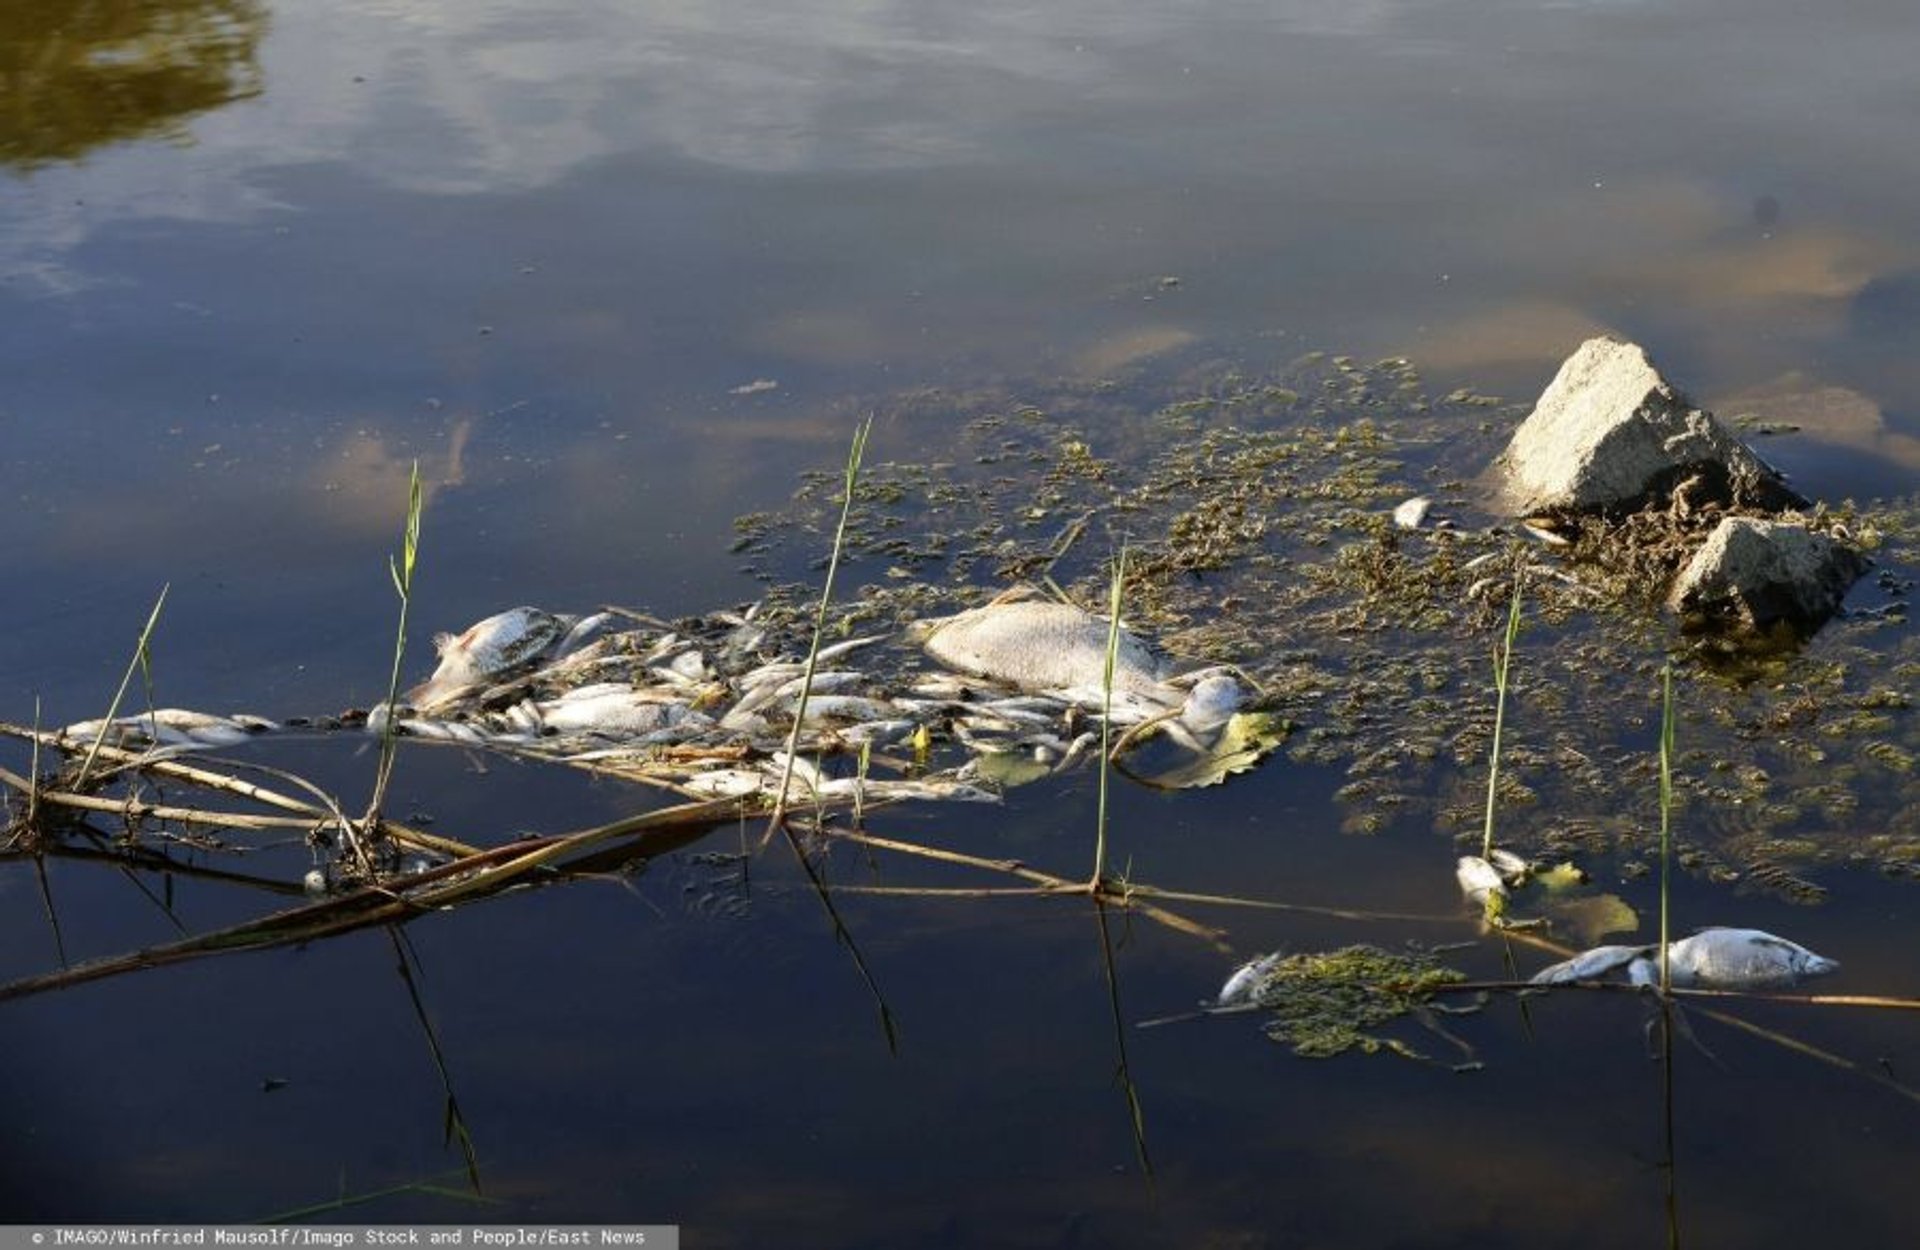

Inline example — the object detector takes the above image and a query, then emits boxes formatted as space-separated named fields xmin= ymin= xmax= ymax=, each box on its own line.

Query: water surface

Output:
xmin=3 ymin=0 xmax=1919 ymax=1243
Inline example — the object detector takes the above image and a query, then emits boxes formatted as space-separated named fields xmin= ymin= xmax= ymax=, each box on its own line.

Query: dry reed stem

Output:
xmin=1124 ymin=884 xmax=1464 ymax=925
xmin=0 ymin=729 xmax=480 ymax=860
xmin=0 ymin=797 xmax=741 ymax=1002
xmin=828 ymin=885 xmax=1059 ymax=899
xmin=0 ymin=721 xmax=328 ymax=813
xmin=824 ymin=825 xmax=1229 ymax=949
xmin=0 ymin=772 xmax=325 ymax=831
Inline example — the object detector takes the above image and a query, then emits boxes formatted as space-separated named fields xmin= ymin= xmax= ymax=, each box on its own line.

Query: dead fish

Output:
xmin=1455 ymin=855 xmax=1509 ymax=907
xmin=1529 ymin=944 xmax=1649 ymax=985
xmin=1215 ymin=952 xmax=1285 ymax=1007
xmin=1632 ymin=928 xmax=1839 ymax=990
xmin=1486 ymin=847 xmax=1530 ymax=883
xmin=63 ymin=709 xmax=263 ymax=749
xmin=911 ymin=598 xmax=1169 ymax=699
xmin=721 ymin=672 xmax=866 ymax=730
xmin=1393 ymin=496 xmax=1433 ymax=529
xmin=682 ymin=769 xmax=767 ymax=799
xmin=1178 ymin=673 xmax=1247 ymax=736
xmin=1534 ymin=929 xmax=1839 ymax=990
xmin=408 ymin=606 xmax=573 ymax=710
xmin=534 ymin=684 xmax=696 ymax=737
xmin=796 ymin=695 xmax=900 ymax=724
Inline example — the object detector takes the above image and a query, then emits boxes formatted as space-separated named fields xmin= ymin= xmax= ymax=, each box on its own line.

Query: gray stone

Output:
xmin=1490 ymin=337 xmax=1802 ymax=517
xmin=1668 ymin=516 xmax=1869 ymax=631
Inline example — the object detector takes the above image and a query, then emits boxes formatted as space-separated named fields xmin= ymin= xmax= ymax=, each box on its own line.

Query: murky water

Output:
xmin=4 ymin=0 xmax=1919 ymax=1243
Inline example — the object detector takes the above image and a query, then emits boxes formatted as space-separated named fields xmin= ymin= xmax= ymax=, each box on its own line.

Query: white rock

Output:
xmin=1490 ymin=337 xmax=1799 ymax=516
xmin=1667 ymin=516 xmax=1868 ymax=632
xmin=1393 ymin=496 xmax=1433 ymax=529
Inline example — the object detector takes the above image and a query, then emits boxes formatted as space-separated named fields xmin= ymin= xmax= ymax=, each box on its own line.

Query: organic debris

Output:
xmin=1220 ymin=944 xmax=1473 ymax=1063
xmin=740 ymin=352 xmax=1917 ymax=890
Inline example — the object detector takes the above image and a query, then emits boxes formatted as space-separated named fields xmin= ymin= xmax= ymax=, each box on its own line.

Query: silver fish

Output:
xmin=1178 ymin=673 xmax=1247 ymax=736
xmin=1455 ymin=855 xmax=1509 ymax=907
xmin=1216 ymin=952 xmax=1285 ymax=1007
xmin=63 ymin=709 xmax=262 ymax=749
xmin=408 ymin=606 xmax=572 ymax=710
xmin=535 ymin=684 xmax=694 ymax=738
xmin=1636 ymin=928 xmax=1839 ymax=990
xmin=912 ymin=599 xmax=1169 ymax=698
xmin=1529 ymin=944 xmax=1648 ymax=985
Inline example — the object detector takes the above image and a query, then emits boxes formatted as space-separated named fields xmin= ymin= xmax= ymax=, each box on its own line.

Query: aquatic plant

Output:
xmin=73 ymin=584 xmax=169 ymax=792
xmin=1230 ymin=944 xmax=1470 ymax=1062
xmin=768 ymin=416 xmax=871 ymax=829
xmin=364 ymin=460 xmax=423 ymax=827
xmin=1658 ymin=663 xmax=1676 ymax=993
xmin=1480 ymin=573 xmax=1523 ymax=863
xmin=1091 ymin=544 xmax=1128 ymax=889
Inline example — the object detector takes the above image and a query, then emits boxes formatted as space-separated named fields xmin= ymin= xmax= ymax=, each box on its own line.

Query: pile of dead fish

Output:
xmin=60 ymin=590 xmax=1275 ymax=809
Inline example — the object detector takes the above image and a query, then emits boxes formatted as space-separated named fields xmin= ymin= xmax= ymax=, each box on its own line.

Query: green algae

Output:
xmin=734 ymin=350 xmax=1920 ymax=892
xmin=1237 ymin=945 xmax=1471 ymax=1062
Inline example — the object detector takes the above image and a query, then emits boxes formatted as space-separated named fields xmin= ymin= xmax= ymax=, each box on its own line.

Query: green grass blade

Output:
xmin=74 ymin=583 xmax=170 ymax=791
xmin=1659 ymin=663 xmax=1676 ymax=994
xmin=1480 ymin=574 xmax=1523 ymax=860
xmin=365 ymin=461 xmax=425 ymax=824
xmin=768 ymin=416 xmax=871 ymax=826
xmin=1092 ymin=545 xmax=1127 ymax=887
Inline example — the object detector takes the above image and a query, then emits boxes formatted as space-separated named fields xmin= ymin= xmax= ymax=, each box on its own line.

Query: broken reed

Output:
xmin=1091 ymin=545 xmax=1127 ymax=888
xmin=365 ymin=460 xmax=424 ymax=825
xmin=768 ymin=415 xmax=872 ymax=828
xmin=1480 ymin=575 xmax=1524 ymax=861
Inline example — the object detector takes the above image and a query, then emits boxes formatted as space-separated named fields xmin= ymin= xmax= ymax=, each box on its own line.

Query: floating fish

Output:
xmin=1532 ymin=928 xmax=1838 ymax=990
xmin=407 ymin=606 xmax=575 ymax=710
xmin=911 ymin=598 xmax=1171 ymax=700
xmin=1455 ymin=855 xmax=1509 ymax=907
xmin=533 ymin=684 xmax=697 ymax=738
xmin=1215 ymin=952 xmax=1286 ymax=1007
xmin=1177 ymin=673 xmax=1247 ymax=736
xmin=1528 ymin=944 xmax=1648 ymax=985
xmin=1635 ymin=928 xmax=1839 ymax=990
xmin=63 ymin=709 xmax=268 ymax=750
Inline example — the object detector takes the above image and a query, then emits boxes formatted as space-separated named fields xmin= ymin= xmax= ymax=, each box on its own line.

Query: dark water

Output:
xmin=4 ymin=0 xmax=1920 ymax=1243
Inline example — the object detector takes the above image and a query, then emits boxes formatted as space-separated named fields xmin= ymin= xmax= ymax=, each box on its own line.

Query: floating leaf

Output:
xmin=1534 ymin=861 xmax=1591 ymax=892
xmin=972 ymin=749 xmax=1055 ymax=788
xmin=1546 ymin=892 xmax=1639 ymax=946
xmin=1129 ymin=711 xmax=1290 ymax=790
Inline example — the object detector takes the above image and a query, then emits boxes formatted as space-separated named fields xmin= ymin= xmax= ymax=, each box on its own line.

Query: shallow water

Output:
xmin=3 ymin=0 xmax=1919 ymax=1242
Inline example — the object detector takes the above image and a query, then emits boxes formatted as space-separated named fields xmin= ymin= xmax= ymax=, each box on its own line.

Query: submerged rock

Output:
xmin=1489 ymin=336 xmax=1801 ymax=518
xmin=1668 ymin=516 xmax=1869 ymax=632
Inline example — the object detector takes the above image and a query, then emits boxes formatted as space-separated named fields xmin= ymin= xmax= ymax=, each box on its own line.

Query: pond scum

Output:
xmin=2 ymin=349 xmax=1918 ymax=1079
